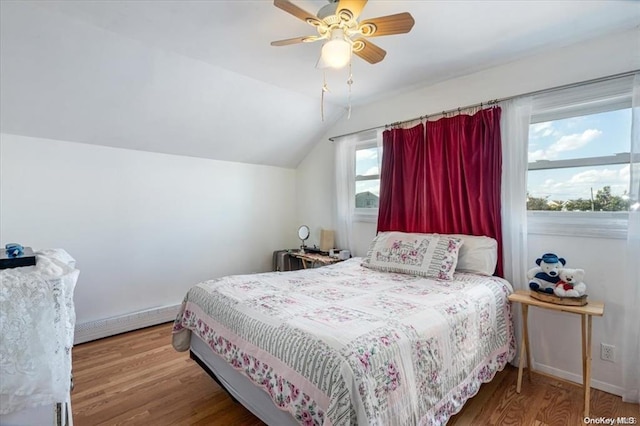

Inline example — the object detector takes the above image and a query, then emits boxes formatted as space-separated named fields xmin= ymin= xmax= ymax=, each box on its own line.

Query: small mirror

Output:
xmin=298 ymin=225 xmax=310 ymax=241
xmin=297 ymin=225 xmax=310 ymax=253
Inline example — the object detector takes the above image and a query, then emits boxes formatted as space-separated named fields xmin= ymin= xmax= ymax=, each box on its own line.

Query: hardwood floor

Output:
xmin=72 ymin=323 xmax=264 ymax=426
xmin=72 ymin=323 xmax=638 ymax=426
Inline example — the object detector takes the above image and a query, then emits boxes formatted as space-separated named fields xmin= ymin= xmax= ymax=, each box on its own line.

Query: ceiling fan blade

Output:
xmin=352 ymin=38 xmax=386 ymax=64
xmin=273 ymin=0 xmax=322 ymax=25
xmin=358 ymin=12 xmax=415 ymax=37
xmin=271 ymin=36 xmax=320 ymax=46
xmin=336 ymin=0 xmax=368 ymax=20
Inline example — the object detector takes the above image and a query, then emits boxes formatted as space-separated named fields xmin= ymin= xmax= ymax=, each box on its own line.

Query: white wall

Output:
xmin=295 ymin=139 xmax=336 ymax=248
xmin=296 ymin=29 xmax=639 ymax=395
xmin=527 ymin=235 xmax=627 ymax=394
xmin=1 ymin=134 xmax=298 ymax=334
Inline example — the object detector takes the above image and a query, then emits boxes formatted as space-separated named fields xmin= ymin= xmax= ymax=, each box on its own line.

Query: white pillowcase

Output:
xmin=361 ymin=232 xmax=463 ymax=280
xmin=448 ymin=234 xmax=498 ymax=276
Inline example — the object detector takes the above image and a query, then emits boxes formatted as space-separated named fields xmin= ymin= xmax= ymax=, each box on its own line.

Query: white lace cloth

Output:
xmin=0 ymin=249 xmax=79 ymax=415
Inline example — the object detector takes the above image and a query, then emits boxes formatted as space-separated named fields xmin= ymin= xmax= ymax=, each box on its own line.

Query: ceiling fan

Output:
xmin=271 ymin=0 xmax=415 ymax=68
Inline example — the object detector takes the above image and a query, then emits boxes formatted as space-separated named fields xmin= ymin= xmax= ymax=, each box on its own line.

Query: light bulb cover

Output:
xmin=320 ymin=31 xmax=351 ymax=69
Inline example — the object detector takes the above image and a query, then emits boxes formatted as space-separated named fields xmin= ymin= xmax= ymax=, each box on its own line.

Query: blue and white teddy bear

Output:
xmin=527 ymin=253 xmax=566 ymax=294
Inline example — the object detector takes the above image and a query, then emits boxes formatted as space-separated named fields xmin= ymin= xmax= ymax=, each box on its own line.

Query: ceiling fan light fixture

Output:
xmin=321 ymin=29 xmax=351 ymax=69
xmin=271 ymin=0 xmax=415 ymax=119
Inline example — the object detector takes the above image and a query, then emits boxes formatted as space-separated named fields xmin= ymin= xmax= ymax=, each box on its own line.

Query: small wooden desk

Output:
xmin=508 ymin=289 xmax=604 ymax=417
xmin=288 ymin=252 xmax=342 ymax=269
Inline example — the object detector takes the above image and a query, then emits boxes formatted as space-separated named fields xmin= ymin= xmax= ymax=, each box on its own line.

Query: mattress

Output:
xmin=173 ymin=258 xmax=515 ymax=425
xmin=190 ymin=334 xmax=299 ymax=426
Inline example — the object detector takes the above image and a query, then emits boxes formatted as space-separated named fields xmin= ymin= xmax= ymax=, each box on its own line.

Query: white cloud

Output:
xmin=356 ymin=180 xmax=380 ymax=196
xmin=619 ymin=164 xmax=630 ymax=183
xmin=567 ymin=167 xmax=620 ymax=185
xmin=364 ymin=166 xmax=379 ymax=176
xmin=528 ymin=149 xmax=546 ymax=162
xmin=529 ymin=166 xmax=630 ymax=200
xmin=530 ymin=122 xmax=556 ymax=139
xmin=565 ymin=116 xmax=586 ymax=129
xmin=356 ymin=149 xmax=378 ymax=161
xmin=528 ymin=129 xmax=602 ymax=162
xmin=551 ymin=129 xmax=601 ymax=154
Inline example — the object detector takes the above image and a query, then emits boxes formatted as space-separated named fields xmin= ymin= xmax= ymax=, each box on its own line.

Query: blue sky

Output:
xmin=355 ymin=108 xmax=632 ymax=201
xmin=527 ymin=108 xmax=631 ymax=201
xmin=355 ymin=146 xmax=380 ymax=197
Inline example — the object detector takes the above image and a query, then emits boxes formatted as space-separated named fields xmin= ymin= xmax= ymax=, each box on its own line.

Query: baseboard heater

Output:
xmin=74 ymin=304 xmax=181 ymax=344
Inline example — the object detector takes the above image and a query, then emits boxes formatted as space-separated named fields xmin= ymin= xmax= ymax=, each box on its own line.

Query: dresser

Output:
xmin=0 ymin=249 xmax=79 ymax=426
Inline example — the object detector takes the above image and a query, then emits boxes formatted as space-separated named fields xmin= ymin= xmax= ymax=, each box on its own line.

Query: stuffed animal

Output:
xmin=528 ymin=253 xmax=566 ymax=294
xmin=554 ymin=268 xmax=587 ymax=297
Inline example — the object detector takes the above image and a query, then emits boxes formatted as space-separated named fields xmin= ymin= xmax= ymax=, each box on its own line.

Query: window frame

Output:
xmin=353 ymin=139 xmax=381 ymax=223
xmin=527 ymin=211 xmax=628 ymax=239
xmin=526 ymin=83 xmax=632 ymax=239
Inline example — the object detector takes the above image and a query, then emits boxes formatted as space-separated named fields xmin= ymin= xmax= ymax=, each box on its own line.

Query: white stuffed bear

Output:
xmin=554 ymin=268 xmax=587 ymax=297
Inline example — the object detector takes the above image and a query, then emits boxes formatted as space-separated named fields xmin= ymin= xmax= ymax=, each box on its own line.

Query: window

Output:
xmin=354 ymin=139 xmax=381 ymax=220
xmin=528 ymin=108 xmax=631 ymax=212
xmin=527 ymin=76 xmax=633 ymax=238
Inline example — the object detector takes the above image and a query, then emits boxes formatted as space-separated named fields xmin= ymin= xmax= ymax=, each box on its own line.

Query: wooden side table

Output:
xmin=508 ymin=289 xmax=605 ymax=417
xmin=288 ymin=252 xmax=342 ymax=269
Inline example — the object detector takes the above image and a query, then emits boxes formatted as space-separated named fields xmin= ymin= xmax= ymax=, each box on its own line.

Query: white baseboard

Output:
xmin=74 ymin=304 xmax=181 ymax=344
xmin=532 ymin=360 xmax=624 ymax=397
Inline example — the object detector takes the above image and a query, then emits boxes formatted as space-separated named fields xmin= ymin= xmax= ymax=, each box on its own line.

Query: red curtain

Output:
xmin=377 ymin=108 xmax=504 ymax=277
xmin=377 ymin=123 xmax=427 ymax=233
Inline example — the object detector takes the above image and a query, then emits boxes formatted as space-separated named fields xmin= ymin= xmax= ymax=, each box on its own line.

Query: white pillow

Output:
xmin=361 ymin=232 xmax=463 ymax=280
xmin=448 ymin=234 xmax=498 ymax=276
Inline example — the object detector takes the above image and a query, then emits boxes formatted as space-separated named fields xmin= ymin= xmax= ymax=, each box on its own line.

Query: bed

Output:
xmin=172 ymin=233 xmax=515 ymax=425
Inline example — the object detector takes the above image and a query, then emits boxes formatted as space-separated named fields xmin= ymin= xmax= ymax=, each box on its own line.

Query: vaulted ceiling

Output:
xmin=1 ymin=1 xmax=638 ymax=168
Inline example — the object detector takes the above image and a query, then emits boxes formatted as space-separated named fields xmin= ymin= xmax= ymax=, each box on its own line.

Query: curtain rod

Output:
xmin=328 ymin=70 xmax=638 ymax=142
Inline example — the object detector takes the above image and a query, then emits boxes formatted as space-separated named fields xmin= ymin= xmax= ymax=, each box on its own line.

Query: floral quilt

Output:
xmin=172 ymin=258 xmax=515 ymax=426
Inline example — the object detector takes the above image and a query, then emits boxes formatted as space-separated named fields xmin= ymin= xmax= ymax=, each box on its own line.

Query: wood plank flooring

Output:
xmin=71 ymin=323 xmax=638 ymax=425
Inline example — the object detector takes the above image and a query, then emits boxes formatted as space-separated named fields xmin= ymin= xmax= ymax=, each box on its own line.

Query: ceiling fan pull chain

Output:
xmin=321 ymin=70 xmax=330 ymax=121
xmin=347 ymin=61 xmax=353 ymax=119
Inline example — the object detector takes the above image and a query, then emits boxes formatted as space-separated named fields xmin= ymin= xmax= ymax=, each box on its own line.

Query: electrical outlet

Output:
xmin=601 ymin=343 xmax=615 ymax=362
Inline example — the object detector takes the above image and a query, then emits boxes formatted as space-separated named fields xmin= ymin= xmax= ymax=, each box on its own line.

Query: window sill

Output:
xmin=351 ymin=211 xmax=628 ymax=238
xmin=353 ymin=210 xmax=378 ymax=223
xmin=527 ymin=212 xmax=628 ymax=239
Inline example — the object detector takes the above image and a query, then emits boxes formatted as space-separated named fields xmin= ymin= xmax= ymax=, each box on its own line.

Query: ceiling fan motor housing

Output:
xmin=317 ymin=2 xmax=338 ymax=20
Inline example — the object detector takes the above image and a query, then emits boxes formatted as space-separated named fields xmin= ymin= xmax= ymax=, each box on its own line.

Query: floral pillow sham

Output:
xmin=361 ymin=231 xmax=463 ymax=280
